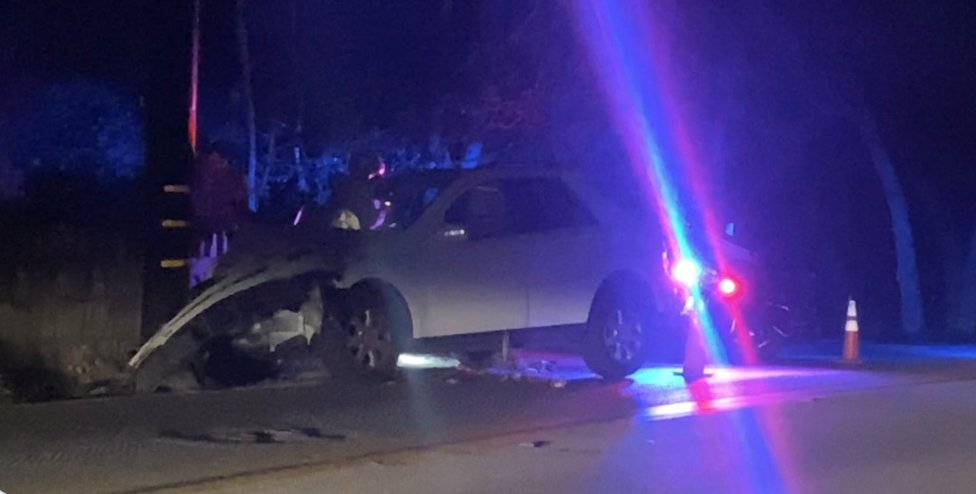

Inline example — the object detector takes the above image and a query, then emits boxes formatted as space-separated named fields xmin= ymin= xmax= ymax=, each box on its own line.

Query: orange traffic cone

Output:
xmin=842 ymin=298 xmax=860 ymax=363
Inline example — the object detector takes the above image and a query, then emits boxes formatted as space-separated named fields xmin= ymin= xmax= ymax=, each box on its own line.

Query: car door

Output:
xmin=415 ymin=178 xmax=530 ymax=338
xmin=504 ymin=177 xmax=618 ymax=328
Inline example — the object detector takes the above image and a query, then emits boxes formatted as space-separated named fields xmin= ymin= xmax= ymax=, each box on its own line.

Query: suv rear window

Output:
xmin=504 ymin=178 xmax=596 ymax=234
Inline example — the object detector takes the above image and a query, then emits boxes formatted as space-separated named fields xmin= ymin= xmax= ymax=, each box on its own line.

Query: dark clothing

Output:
xmin=192 ymin=159 xmax=248 ymax=233
xmin=189 ymin=155 xmax=245 ymax=288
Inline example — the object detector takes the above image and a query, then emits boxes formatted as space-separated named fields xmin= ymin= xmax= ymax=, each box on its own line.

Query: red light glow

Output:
xmin=719 ymin=278 xmax=738 ymax=296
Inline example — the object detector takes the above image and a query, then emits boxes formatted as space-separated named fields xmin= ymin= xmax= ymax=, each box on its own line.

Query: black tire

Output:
xmin=728 ymin=304 xmax=791 ymax=365
xmin=195 ymin=334 xmax=277 ymax=388
xmin=325 ymin=283 xmax=411 ymax=379
xmin=582 ymin=284 xmax=653 ymax=380
xmin=756 ymin=333 xmax=785 ymax=362
xmin=755 ymin=304 xmax=791 ymax=362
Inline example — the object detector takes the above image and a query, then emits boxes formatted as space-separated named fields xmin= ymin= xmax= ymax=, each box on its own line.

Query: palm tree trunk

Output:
xmin=950 ymin=227 xmax=976 ymax=336
xmin=235 ymin=0 xmax=258 ymax=212
xmin=859 ymin=115 xmax=926 ymax=337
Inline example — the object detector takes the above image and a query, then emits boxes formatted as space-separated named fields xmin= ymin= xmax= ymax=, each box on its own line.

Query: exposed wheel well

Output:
xmin=348 ymin=278 xmax=415 ymax=337
xmin=590 ymin=270 xmax=657 ymax=319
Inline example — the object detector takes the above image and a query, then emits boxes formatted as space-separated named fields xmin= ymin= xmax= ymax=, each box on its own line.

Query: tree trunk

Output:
xmin=260 ymin=127 xmax=276 ymax=200
xmin=859 ymin=115 xmax=926 ymax=337
xmin=950 ymin=227 xmax=976 ymax=336
xmin=288 ymin=0 xmax=305 ymax=134
xmin=912 ymin=172 xmax=965 ymax=336
xmin=235 ymin=0 xmax=258 ymax=212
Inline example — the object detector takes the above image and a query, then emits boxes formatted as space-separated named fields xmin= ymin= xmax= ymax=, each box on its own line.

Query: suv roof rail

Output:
xmin=480 ymin=160 xmax=562 ymax=171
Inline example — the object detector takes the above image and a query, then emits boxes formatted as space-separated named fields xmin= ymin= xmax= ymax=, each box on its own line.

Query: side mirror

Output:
xmin=438 ymin=224 xmax=468 ymax=241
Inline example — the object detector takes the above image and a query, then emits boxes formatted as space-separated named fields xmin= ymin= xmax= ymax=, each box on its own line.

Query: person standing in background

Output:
xmin=189 ymin=142 xmax=248 ymax=286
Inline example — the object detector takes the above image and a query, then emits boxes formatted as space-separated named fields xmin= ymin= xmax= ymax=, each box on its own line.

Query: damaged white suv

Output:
xmin=132 ymin=166 xmax=683 ymax=388
xmin=332 ymin=166 xmax=680 ymax=379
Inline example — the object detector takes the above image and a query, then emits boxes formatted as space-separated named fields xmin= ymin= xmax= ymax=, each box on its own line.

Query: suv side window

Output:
xmin=444 ymin=180 xmax=511 ymax=240
xmin=503 ymin=178 xmax=596 ymax=234
xmin=443 ymin=177 xmax=595 ymax=240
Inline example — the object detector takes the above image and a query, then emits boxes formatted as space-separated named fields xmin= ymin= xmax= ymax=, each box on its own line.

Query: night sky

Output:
xmin=2 ymin=0 xmax=972 ymax=209
xmin=2 ymin=0 xmax=972 ymax=166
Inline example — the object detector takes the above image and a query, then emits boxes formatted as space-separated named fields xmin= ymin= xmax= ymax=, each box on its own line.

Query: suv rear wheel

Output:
xmin=582 ymin=285 xmax=652 ymax=380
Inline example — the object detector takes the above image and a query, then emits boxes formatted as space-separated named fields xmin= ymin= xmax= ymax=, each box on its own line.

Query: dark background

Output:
xmin=0 ymin=0 xmax=974 ymax=339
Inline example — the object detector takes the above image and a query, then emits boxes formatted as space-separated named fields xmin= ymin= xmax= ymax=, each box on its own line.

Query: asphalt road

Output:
xmin=3 ymin=347 xmax=976 ymax=493
xmin=164 ymin=379 xmax=976 ymax=494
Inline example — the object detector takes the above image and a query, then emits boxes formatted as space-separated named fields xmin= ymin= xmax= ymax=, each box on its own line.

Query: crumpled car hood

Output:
xmin=130 ymin=221 xmax=368 ymax=370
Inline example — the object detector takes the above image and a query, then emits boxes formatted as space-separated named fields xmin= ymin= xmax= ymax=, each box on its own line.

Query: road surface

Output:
xmin=154 ymin=380 xmax=976 ymax=494
xmin=3 ymin=346 xmax=976 ymax=493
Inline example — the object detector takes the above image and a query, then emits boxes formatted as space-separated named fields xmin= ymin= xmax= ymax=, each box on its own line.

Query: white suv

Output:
xmin=335 ymin=166 xmax=680 ymax=379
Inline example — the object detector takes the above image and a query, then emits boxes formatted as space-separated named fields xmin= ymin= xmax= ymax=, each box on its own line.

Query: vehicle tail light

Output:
xmin=718 ymin=277 xmax=739 ymax=297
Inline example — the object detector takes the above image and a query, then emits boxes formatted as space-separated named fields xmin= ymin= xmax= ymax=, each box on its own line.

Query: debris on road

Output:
xmin=523 ymin=360 xmax=556 ymax=374
xmin=156 ymin=370 xmax=201 ymax=394
xmin=159 ymin=426 xmax=346 ymax=445
xmin=518 ymin=440 xmax=551 ymax=449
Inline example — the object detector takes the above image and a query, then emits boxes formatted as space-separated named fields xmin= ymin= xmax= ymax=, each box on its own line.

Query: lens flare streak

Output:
xmin=569 ymin=2 xmax=796 ymax=491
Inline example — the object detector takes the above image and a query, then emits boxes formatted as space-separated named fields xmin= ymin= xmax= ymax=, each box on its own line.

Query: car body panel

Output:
xmin=338 ymin=166 xmax=671 ymax=340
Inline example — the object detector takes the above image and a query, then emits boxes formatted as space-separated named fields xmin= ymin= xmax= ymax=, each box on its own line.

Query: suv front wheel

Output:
xmin=325 ymin=283 xmax=410 ymax=379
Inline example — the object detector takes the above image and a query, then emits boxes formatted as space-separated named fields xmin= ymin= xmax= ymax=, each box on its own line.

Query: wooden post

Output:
xmin=140 ymin=0 xmax=194 ymax=341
